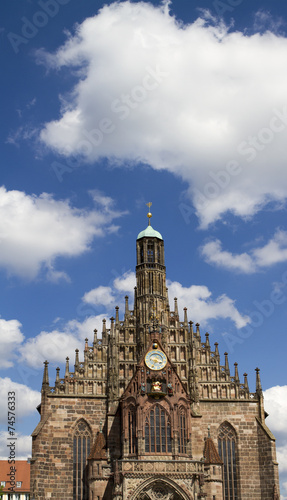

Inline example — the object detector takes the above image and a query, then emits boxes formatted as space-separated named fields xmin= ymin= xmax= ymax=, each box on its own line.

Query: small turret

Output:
xmin=41 ymin=360 xmax=49 ymax=392
xmin=234 ymin=362 xmax=239 ymax=382
xmin=196 ymin=323 xmax=201 ymax=342
xmin=184 ymin=307 xmax=188 ymax=325
xmin=75 ymin=349 xmax=79 ymax=368
xmin=93 ymin=329 xmax=97 ymax=346
xmin=125 ymin=296 xmax=129 ymax=322
xmin=224 ymin=352 xmax=230 ymax=376
xmin=65 ymin=357 xmax=69 ymax=377
xmin=174 ymin=297 xmax=179 ymax=319
xmin=256 ymin=367 xmax=262 ymax=394
xmin=243 ymin=373 xmax=249 ymax=392
xmin=115 ymin=306 xmax=119 ymax=325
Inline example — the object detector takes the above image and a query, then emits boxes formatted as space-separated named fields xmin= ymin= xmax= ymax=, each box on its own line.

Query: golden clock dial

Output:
xmin=145 ymin=349 xmax=167 ymax=371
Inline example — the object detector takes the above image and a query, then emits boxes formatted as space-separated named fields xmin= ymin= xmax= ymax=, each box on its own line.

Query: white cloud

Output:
xmin=264 ymin=385 xmax=287 ymax=498
xmin=83 ymin=270 xmax=136 ymax=307
xmin=167 ymin=280 xmax=249 ymax=328
xmin=37 ymin=2 xmax=287 ymax=227
xmin=201 ymin=229 xmax=287 ymax=273
xmin=0 ymin=319 xmax=24 ymax=369
xmin=201 ymin=239 xmax=254 ymax=273
xmin=83 ymin=285 xmax=115 ymax=307
xmin=0 ymin=378 xmax=40 ymax=425
xmin=18 ymin=315 xmax=106 ymax=368
xmin=253 ymin=229 xmax=287 ymax=267
xmin=113 ymin=270 xmax=136 ymax=293
xmin=264 ymin=385 xmax=287 ymax=437
xmin=0 ymin=187 xmax=124 ymax=279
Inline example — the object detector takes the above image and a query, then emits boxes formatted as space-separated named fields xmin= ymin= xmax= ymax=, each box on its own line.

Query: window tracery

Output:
xmin=128 ymin=407 xmax=137 ymax=455
xmin=178 ymin=408 xmax=187 ymax=454
xmin=145 ymin=405 xmax=172 ymax=454
xmin=218 ymin=422 xmax=238 ymax=500
xmin=73 ymin=420 xmax=91 ymax=500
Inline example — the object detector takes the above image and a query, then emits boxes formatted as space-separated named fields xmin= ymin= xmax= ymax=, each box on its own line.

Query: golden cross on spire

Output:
xmin=146 ymin=202 xmax=152 ymax=226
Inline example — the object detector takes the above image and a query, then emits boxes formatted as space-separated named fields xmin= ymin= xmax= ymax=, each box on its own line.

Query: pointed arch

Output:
xmin=129 ymin=477 xmax=191 ymax=500
xmin=144 ymin=404 xmax=172 ymax=454
xmin=127 ymin=402 xmax=137 ymax=455
xmin=218 ymin=421 xmax=239 ymax=500
xmin=73 ymin=419 xmax=91 ymax=500
xmin=178 ymin=406 xmax=187 ymax=454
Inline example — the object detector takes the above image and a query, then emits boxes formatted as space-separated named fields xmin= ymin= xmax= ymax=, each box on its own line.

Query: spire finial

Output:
xmin=146 ymin=202 xmax=152 ymax=226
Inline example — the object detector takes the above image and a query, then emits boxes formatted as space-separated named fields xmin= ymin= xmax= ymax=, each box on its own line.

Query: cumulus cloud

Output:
xmin=19 ymin=315 xmax=106 ymax=368
xmin=114 ymin=270 xmax=136 ymax=293
xmin=167 ymin=280 xmax=249 ymax=328
xmin=264 ymin=385 xmax=287 ymax=437
xmin=36 ymin=1 xmax=287 ymax=227
xmin=84 ymin=270 xmax=248 ymax=328
xmin=83 ymin=270 xmax=136 ymax=308
xmin=0 ymin=319 xmax=24 ymax=369
xmin=0 ymin=187 xmax=124 ymax=279
xmin=0 ymin=378 xmax=40 ymax=424
xmin=201 ymin=229 xmax=287 ymax=273
xmin=83 ymin=286 xmax=115 ymax=307
xmin=264 ymin=385 xmax=287 ymax=497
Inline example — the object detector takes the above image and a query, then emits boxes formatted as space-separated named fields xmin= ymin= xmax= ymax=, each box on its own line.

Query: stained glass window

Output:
xmin=218 ymin=422 xmax=238 ymax=500
xmin=128 ymin=409 xmax=137 ymax=454
xmin=178 ymin=409 xmax=187 ymax=454
xmin=145 ymin=405 xmax=171 ymax=453
xmin=73 ymin=420 xmax=91 ymax=500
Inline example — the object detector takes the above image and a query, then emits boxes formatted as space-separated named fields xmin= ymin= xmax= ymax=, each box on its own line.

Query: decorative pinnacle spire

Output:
xmin=255 ymin=367 xmax=262 ymax=393
xmin=224 ymin=352 xmax=230 ymax=375
xmin=146 ymin=202 xmax=152 ymax=226
xmin=42 ymin=360 xmax=49 ymax=389
xmin=234 ymin=362 xmax=239 ymax=382
xmin=65 ymin=357 xmax=69 ymax=377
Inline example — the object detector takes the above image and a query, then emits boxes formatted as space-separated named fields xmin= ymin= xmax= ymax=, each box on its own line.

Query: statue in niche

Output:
xmin=167 ymin=382 xmax=173 ymax=395
xmin=152 ymin=380 xmax=162 ymax=392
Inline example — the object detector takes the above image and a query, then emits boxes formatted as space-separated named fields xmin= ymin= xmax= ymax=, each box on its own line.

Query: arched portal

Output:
xmin=130 ymin=477 xmax=192 ymax=500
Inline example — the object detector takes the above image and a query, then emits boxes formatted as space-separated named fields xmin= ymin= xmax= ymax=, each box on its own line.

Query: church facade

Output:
xmin=30 ymin=213 xmax=280 ymax=500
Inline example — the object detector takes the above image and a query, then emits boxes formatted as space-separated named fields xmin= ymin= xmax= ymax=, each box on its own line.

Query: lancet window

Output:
xmin=218 ymin=422 xmax=238 ymax=500
xmin=145 ymin=405 xmax=172 ymax=454
xmin=128 ymin=407 xmax=137 ymax=455
xmin=178 ymin=408 xmax=187 ymax=454
xmin=73 ymin=420 xmax=91 ymax=500
xmin=147 ymin=240 xmax=154 ymax=263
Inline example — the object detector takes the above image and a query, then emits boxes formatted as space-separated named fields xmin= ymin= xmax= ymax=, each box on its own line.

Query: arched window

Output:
xmin=128 ymin=407 xmax=137 ymax=455
xmin=73 ymin=420 xmax=91 ymax=500
xmin=145 ymin=405 xmax=172 ymax=454
xmin=178 ymin=409 xmax=187 ymax=454
xmin=218 ymin=422 xmax=238 ymax=500
xmin=147 ymin=241 xmax=154 ymax=263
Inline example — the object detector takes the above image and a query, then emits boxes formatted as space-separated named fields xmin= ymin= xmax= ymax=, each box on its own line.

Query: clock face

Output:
xmin=145 ymin=349 xmax=167 ymax=371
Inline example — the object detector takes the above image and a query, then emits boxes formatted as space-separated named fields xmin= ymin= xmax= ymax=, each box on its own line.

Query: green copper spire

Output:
xmin=137 ymin=202 xmax=163 ymax=240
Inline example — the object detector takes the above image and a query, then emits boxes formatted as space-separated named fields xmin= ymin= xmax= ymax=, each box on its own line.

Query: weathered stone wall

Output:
xmin=257 ymin=419 xmax=280 ymax=499
xmin=31 ymin=395 xmax=107 ymax=500
xmin=192 ymin=400 xmax=278 ymax=500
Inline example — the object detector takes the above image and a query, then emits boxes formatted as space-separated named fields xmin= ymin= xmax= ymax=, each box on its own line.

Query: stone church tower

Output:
xmin=31 ymin=209 xmax=280 ymax=500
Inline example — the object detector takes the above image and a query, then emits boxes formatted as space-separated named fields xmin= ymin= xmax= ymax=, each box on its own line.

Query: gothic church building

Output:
xmin=31 ymin=212 xmax=280 ymax=499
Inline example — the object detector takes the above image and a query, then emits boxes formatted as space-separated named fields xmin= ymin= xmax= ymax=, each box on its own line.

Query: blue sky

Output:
xmin=1 ymin=0 xmax=287 ymax=496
